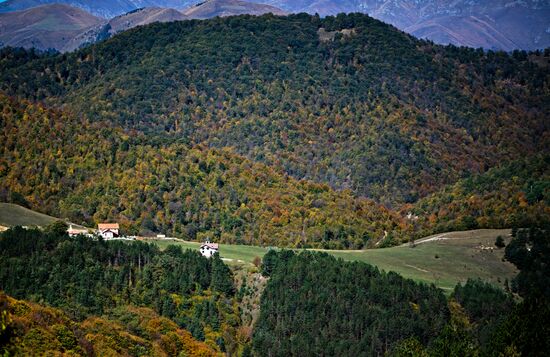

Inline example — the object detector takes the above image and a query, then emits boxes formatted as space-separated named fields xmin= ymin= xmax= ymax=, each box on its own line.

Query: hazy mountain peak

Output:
xmin=0 ymin=0 xmax=169 ymax=18
xmin=252 ymin=0 xmax=550 ymax=50
xmin=183 ymin=0 xmax=286 ymax=19
xmin=63 ymin=6 xmax=188 ymax=52
xmin=0 ymin=3 xmax=102 ymax=50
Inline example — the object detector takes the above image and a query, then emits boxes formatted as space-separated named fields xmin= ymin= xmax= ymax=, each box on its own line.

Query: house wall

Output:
xmin=200 ymin=247 xmax=218 ymax=258
xmin=101 ymin=231 xmax=114 ymax=239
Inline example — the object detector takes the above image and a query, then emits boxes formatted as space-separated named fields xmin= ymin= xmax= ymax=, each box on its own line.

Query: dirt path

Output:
xmin=404 ymin=264 xmax=430 ymax=273
xmin=400 ymin=233 xmax=452 ymax=247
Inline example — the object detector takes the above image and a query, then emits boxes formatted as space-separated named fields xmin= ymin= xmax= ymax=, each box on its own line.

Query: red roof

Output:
xmin=201 ymin=242 xmax=219 ymax=250
xmin=98 ymin=223 xmax=119 ymax=230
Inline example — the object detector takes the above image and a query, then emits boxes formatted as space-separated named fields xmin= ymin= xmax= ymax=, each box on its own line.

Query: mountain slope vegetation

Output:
xmin=1 ymin=13 xmax=548 ymax=204
xmin=410 ymin=156 xmax=550 ymax=236
xmin=0 ymin=292 xmax=218 ymax=356
xmin=0 ymin=94 xmax=405 ymax=248
xmin=0 ymin=13 xmax=548 ymax=246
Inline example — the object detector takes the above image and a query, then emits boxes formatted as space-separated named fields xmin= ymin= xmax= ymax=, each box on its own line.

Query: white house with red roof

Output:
xmin=98 ymin=223 xmax=120 ymax=239
xmin=200 ymin=240 xmax=219 ymax=258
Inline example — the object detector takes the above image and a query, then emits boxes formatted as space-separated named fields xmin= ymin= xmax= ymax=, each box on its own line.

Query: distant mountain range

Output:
xmin=0 ymin=1 xmax=285 ymax=51
xmin=0 ymin=4 xmax=102 ymax=51
xmin=63 ymin=7 xmax=188 ymax=52
xmin=0 ymin=0 xmax=548 ymax=51
xmin=0 ymin=0 xmax=192 ymax=19
xmin=250 ymin=0 xmax=550 ymax=51
xmin=183 ymin=0 xmax=285 ymax=19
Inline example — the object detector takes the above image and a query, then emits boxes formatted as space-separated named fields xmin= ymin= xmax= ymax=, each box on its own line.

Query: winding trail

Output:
xmin=400 ymin=233 xmax=452 ymax=247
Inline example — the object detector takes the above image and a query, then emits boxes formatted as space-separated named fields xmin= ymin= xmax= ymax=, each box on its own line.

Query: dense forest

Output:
xmin=0 ymin=13 xmax=548 ymax=246
xmin=253 ymin=225 xmax=550 ymax=356
xmin=409 ymin=155 xmax=550 ymax=237
xmin=0 ymin=94 xmax=406 ymax=248
xmin=0 ymin=224 xmax=243 ymax=354
xmin=254 ymin=249 xmax=450 ymax=355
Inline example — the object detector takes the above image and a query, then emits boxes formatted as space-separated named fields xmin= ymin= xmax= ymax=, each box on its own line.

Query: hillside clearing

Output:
xmin=0 ymin=203 xmax=89 ymax=230
xmin=150 ymin=229 xmax=517 ymax=292
xmin=323 ymin=229 xmax=516 ymax=291
xmin=0 ymin=203 xmax=59 ymax=227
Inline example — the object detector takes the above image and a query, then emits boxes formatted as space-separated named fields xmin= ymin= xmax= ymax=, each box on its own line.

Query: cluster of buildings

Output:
xmin=67 ymin=222 xmax=121 ymax=239
xmin=67 ymin=222 xmax=219 ymax=257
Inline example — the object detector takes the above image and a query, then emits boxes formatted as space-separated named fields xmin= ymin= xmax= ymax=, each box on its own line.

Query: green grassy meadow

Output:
xmin=0 ymin=203 xmax=58 ymax=228
xmin=148 ymin=229 xmax=517 ymax=291
xmin=323 ymin=230 xmax=517 ymax=291
xmin=151 ymin=239 xmax=268 ymax=265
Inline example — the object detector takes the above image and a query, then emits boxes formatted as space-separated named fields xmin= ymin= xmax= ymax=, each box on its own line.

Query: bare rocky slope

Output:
xmin=0 ymin=3 xmax=102 ymax=51
xmin=183 ymin=0 xmax=285 ymax=19
xmin=63 ymin=7 xmax=189 ymax=52
xmin=0 ymin=0 xmax=188 ymax=18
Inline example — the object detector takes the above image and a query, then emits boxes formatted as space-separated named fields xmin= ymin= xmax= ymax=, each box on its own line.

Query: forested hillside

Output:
xmin=0 ymin=225 xmax=243 ymax=354
xmin=410 ymin=155 xmax=550 ymax=236
xmin=0 ymin=292 xmax=218 ymax=356
xmin=1 ymin=14 xmax=547 ymax=203
xmin=254 ymin=250 xmax=449 ymax=355
xmin=0 ymin=94 xmax=405 ymax=248
xmin=0 ymin=13 xmax=548 ymax=245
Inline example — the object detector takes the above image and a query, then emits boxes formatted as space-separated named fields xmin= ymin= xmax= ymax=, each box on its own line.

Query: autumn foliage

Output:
xmin=0 ymin=292 xmax=218 ymax=356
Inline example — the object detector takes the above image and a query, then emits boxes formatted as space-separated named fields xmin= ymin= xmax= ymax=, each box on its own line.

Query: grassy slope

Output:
xmin=0 ymin=203 xmax=90 ymax=231
xmin=152 ymin=239 xmax=267 ymax=265
xmin=0 ymin=202 xmax=58 ymax=227
xmin=325 ymin=229 xmax=517 ymax=291
xmin=151 ymin=229 xmax=517 ymax=291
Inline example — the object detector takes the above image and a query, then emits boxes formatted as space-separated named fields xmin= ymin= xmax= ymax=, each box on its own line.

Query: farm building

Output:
xmin=200 ymin=241 xmax=219 ymax=258
xmin=98 ymin=223 xmax=120 ymax=239
xmin=67 ymin=224 xmax=90 ymax=237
